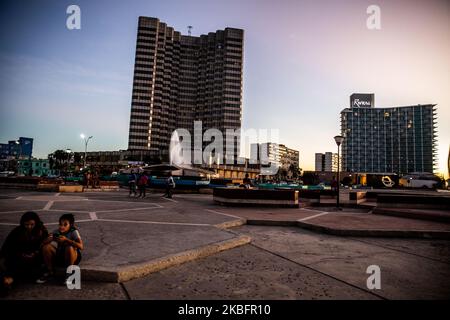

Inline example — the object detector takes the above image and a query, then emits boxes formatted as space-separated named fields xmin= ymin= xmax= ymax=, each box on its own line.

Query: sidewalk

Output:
xmin=0 ymin=192 xmax=250 ymax=284
xmin=212 ymin=206 xmax=450 ymax=239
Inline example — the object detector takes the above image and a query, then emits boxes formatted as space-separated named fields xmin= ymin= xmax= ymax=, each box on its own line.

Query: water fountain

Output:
xmin=139 ymin=131 xmax=218 ymax=190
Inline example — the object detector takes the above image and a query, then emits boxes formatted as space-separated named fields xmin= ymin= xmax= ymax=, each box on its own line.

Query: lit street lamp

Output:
xmin=15 ymin=140 xmax=22 ymax=159
xmin=80 ymin=134 xmax=93 ymax=169
xmin=334 ymin=135 xmax=344 ymax=210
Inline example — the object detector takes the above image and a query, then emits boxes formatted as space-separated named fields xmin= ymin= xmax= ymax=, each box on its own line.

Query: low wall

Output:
xmin=99 ymin=181 xmax=119 ymax=190
xmin=36 ymin=184 xmax=59 ymax=192
xmin=59 ymin=185 xmax=83 ymax=192
xmin=349 ymin=191 xmax=367 ymax=204
xmin=377 ymin=194 xmax=450 ymax=210
xmin=0 ymin=176 xmax=41 ymax=190
xmin=213 ymin=188 xmax=299 ymax=208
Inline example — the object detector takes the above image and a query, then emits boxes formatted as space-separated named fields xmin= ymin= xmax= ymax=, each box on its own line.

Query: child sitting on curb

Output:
xmin=37 ymin=213 xmax=84 ymax=285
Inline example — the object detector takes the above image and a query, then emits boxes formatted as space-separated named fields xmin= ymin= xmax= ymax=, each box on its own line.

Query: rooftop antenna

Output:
xmin=187 ymin=25 xmax=193 ymax=36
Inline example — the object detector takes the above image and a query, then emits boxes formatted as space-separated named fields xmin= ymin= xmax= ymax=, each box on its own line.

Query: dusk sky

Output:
xmin=0 ymin=0 xmax=448 ymax=175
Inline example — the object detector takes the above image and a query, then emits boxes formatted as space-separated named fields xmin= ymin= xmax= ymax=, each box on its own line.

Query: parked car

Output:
xmin=399 ymin=172 xmax=441 ymax=189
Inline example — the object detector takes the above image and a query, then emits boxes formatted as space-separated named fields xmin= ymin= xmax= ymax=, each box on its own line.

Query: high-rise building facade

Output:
xmin=341 ymin=94 xmax=437 ymax=174
xmin=279 ymin=144 xmax=300 ymax=170
xmin=315 ymin=152 xmax=338 ymax=172
xmin=128 ymin=17 xmax=243 ymax=162
xmin=251 ymin=143 xmax=299 ymax=170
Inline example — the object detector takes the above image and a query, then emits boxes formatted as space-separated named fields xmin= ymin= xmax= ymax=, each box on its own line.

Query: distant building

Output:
xmin=1 ymin=137 xmax=33 ymax=159
xmin=18 ymin=159 xmax=50 ymax=176
xmin=341 ymin=94 xmax=437 ymax=174
xmin=251 ymin=143 xmax=299 ymax=173
xmin=315 ymin=152 xmax=338 ymax=172
xmin=73 ymin=149 xmax=162 ymax=172
xmin=0 ymin=143 xmax=9 ymax=159
xmin=279 ymin=144 xmax=300 ymax=170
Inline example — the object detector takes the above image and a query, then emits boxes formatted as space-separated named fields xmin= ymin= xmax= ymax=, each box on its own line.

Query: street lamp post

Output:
xmin=15 ymin=140 xmax=23 ymax=175
xmin=66 ymin=149 xmax=72 ymax=173
xmin=334 ymin=135 xmax=344 ymax=210
xmin=80 ymin=134 xmax=93 ymax=169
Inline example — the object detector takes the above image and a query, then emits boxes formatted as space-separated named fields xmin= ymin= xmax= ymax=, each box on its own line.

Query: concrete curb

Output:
xmin=243 ymin=218 xmax=450 ymax=240
xmin=81 ymin=235 xmax=251 ymax=283
xmin=246 ymin=219 xmax=298 ymax=227
xmin=310 ymin=202 xmax=373 ymax=209
xmin=295 ymin=220 xmax=450 ymax=240
xmin=214 ymin=219 xmax=247 ymax=230
xmin=372 ymin=208 xmax=450 ymax=223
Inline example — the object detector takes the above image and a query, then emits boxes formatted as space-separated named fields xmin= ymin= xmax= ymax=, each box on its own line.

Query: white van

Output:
xmin=399 ymin=173 xmax=441 ymax=189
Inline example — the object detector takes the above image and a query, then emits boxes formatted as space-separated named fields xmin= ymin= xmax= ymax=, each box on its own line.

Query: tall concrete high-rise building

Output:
xmin=341 ymin=94 xmax=437 ymax=174
xmin=128 ymin=17 xmax=243 ymax=162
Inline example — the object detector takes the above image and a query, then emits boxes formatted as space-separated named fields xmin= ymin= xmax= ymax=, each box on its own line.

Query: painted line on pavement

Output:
xmin=44 ymin=208 xmax=90 ymax=213
xmin=89 ymin=212 xmax=98 ymax=220
xmin=298 ymin=211 xmax=331 ymax=222
xmin=205 ymin=209 xmax=242 ymax=219
xmin=301 ymin=207 xmax=327 ymax=214
xmin=161 ymin=197 xmax=178 ymax=203
xmin=88 ymin=199 xmax=164 ymax=207
xmin=43 ymin=201 xmax=54 ymax=211
xmin=97 ymin=218 xmax=210 ymax=227
xmin=96 ymin=206 xmax=162 ymax=213
xmin=0 ymin=210 xmax=37 ymax=215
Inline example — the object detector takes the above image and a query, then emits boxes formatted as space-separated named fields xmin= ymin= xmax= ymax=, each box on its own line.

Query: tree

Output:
xmin=48 ymin=154 xmax=55 ymax=170
xmin=288 ymin=163 xmax=300 ymax=180
xmin=342 ymin=176 xmax=352 ymax=186
xmin=275 ymin=167 xmax=288 ymax=181
xmin=48 ymin=150 xmax=68 ymax=170
xmin=73 ymin=153 xmax=82 ymax=165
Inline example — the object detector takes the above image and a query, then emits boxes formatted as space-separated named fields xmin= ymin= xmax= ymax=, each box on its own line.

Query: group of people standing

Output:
xmin=84 ymin=170 xmax=100 ymax=188
xmin=128 ymin=171 xmax=149 ymax=198
xmin=128 ymin=171 xmax=175 ymax=199
xmin=0 ymin=211 xmax=83 ymax=296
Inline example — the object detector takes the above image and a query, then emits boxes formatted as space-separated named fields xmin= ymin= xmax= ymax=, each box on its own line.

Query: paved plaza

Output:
xmin=0 ymin=189 xmax=449 ymax=300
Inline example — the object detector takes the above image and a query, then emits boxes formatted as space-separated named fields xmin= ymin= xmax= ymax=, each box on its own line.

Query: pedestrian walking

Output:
xmin=137 ymin=173 xmax=148 ymax=198
xmin=128 ymin=170 xmax=137 ymax=197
